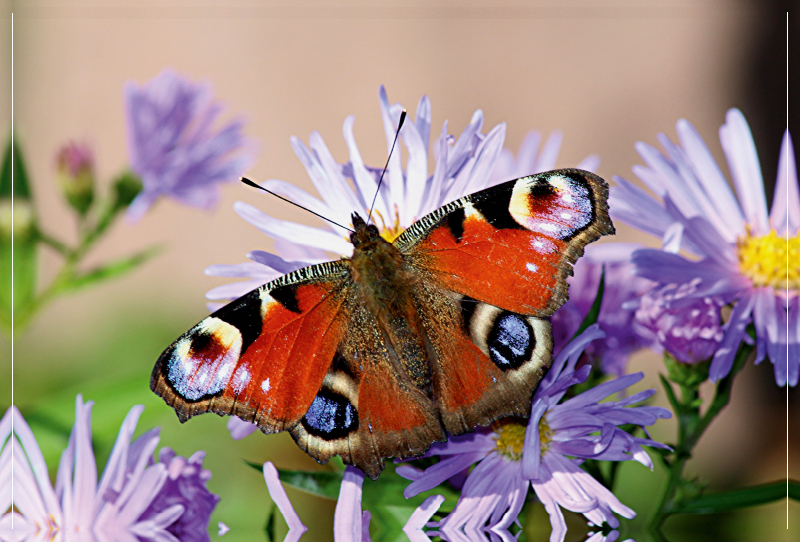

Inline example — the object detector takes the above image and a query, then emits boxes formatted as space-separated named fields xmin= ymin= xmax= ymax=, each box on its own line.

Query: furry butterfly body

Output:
xmin=151 ymin=168 xmax=614 ymax=478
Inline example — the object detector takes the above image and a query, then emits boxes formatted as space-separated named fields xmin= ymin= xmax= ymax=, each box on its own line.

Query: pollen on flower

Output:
xmin=491 ymin=419 xmax=527 ymax=461
xmin=373 ymin=205 xmax=405 ymax=242
xmin=737 ymin=228 xmax=799 ymax=291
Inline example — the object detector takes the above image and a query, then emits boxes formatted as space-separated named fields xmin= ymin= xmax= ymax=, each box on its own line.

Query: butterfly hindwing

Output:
xmin=290 ymin=300 xmax=444 ymax=479
xmin=415 ymin=283 xmax=554 ymax=435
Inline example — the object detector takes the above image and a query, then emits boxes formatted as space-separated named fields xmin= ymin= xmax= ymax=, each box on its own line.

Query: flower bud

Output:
xmin=635 ymin=279 xmax=724 ymax=364
xmin=111 ymin=171 xmax=143 ymax=212
xmin=56 ymin=142 xmax=95 ymax=216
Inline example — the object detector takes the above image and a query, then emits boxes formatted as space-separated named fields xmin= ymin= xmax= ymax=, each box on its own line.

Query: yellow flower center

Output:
xmin=737 ymin=228 xmax=799 ymax=292
xmin=492 ymin=419 xmax=527 ymax=461
xmin=372 ymin=205 xmax=405 ymax=242
xmin=491 ymin=415 xmax=553 ymax=461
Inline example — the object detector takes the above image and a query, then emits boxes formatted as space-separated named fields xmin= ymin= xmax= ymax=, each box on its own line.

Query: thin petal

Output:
xmin=234 ymin=201 xmax=352 ymax=255
xmin=676 ymin=118 xmax=745 ymax=235
xmin=536 ymin=131 xmax=563 ymax=172
xmin=710 ymin=291 xmax=756 ymax=382
xmin=227 ymin=417 xmax=258 ymax=440
xmin=335 ymin=466 xmax=365 ymax=542
xmin=719 ymin=109 xmax=769 ymax=234
xmin=403 ymin=494 xmax=445 ymax=542
xmin=263 ymin=462 xmax=308 ymax=539
xmin=771 ymin=130 xmax=800 ymax=234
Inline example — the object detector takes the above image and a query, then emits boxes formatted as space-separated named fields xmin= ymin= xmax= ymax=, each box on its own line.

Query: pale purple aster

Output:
xmin=551 ymin=243 xmax=657 ymax=376
xmin=398 ymin=325 xmax=671 ymax=542
xmin=610 ymin=109 xmax=799 ymax=385
xmin=634 ymin=280 xmax=725 ymax=364
xmin=125 ymin=69 xmax=253 ymax=221
xmin=207 ymin=84 xmax=509 ymax=305
xmin=0 ymin=395 xmax=218 ymax=542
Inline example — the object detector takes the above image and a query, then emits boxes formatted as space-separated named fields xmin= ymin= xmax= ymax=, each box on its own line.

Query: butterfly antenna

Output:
xmin=240 ymin=177 xmax=355 ymax=233
xmin=367 ymin=109 xmax=407 ymax=226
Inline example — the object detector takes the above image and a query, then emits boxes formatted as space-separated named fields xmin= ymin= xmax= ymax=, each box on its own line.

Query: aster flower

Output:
xmin=207 ymin=86 xmax=595 ymax=306
xmin=0 ymin=395 xmax=218 ymax=542
xmin=610 ymin=109 xmax=799 ymax=385
xmin=124 ymin=69 xmax=252 ymax=221
xmin=550 ymin=243 xmax=656 ymax=375
xmin=398 ymin=325 xmax=671 ymax=542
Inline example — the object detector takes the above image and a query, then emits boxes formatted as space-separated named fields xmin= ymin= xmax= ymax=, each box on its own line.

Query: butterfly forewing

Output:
xmin=151 ymin=260 xmax=352 ymax=432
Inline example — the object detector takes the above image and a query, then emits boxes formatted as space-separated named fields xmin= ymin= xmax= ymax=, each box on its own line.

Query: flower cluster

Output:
xmin=610 ymin=109 xmax=798 ymax=385
xmin=398 ymin=326 xmax=671 ymax=541
xmin=204 ymin=85 xmax=599 ymax=308
xmin=0 ymin=396 xmax=218 ymax=542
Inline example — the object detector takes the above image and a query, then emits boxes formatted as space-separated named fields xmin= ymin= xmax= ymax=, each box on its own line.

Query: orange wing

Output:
xmin=151 ymin=261 xmax=351 ymax=433
xmin=397 ymin=169 xmax=613 ymax=317
xmin=396 ymin=169 xmax=613 ymax=433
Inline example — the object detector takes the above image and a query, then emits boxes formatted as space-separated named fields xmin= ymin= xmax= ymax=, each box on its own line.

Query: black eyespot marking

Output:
xmin=270 ymin=284 xmax=301 ymax=314
xmin=214 ymin=289 xmax=263 ymax=354
xmin=488 ymin=312 xmax=534 ymax=370
xmin=447 ymin=207 xmax=466 ymax=243
xmin=528 ymin=178 xmax=557 ymax=198
xmin=301 ymin=388 xmax=359 ymax=440
xmin=473 ymin=184 xmax=525 ymax=230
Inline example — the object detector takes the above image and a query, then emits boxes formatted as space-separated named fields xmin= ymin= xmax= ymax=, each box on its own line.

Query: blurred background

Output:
xmin=1 ymin=1 xmax=797 ymax=541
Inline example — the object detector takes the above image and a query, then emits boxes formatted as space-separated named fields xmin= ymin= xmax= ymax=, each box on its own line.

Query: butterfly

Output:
xmin=151 ymin=168 xmax=614 ymax=479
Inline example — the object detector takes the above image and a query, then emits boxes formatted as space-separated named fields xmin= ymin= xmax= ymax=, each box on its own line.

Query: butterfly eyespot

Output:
xmin=301 ymin=388 xmax=359 ymax=440
xmin=487 ymin=312 xmax=534 ymax=370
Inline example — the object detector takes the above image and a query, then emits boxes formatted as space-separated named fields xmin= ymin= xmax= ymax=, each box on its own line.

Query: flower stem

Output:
xmin=15 ymin=196 xmax=123 ymax=330
xmin=648 ymin=336 xmax=754 ymax=535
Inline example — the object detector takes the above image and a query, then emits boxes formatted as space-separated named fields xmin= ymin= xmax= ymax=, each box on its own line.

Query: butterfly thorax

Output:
xmin=349 ymin=213 xmax=432 ymax=390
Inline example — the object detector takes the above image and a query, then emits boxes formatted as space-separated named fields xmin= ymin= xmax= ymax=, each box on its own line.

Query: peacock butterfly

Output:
xmin=151 ymin=168 xmax=614 ymax=479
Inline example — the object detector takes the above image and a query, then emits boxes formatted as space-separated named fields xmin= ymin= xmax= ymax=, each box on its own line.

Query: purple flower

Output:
xmin=398 ymin=326 xmax=671 ymax=542
xmin=207 ymin=87 xmax=597 ymax=308
xmin=551 ymin=243 xmax=657 ymax=375
xmin=0 ymin=395 xmax=218 ymax=542
xmin=634 ymin=280 xmax=725 ymax=363
xmin=610 ymin=109 xmax=799 ymax=385
xmin=124 ymin=69 xmax=252 ymax=221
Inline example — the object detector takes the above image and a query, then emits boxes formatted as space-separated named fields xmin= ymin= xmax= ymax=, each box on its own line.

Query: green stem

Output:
xmin=648 ymin=337 xmax=754 ymax=535
xmin=15 ymin=197 xmax=122 ymax=330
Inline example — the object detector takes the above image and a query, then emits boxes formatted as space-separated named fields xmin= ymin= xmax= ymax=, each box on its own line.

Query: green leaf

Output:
xmin=0 ymin=136 xmax=38 ymax=333
xmin=658 ymin=374 xmax=681 ymax=414
xmin=674 ymin=480 xmax=800 ymax=514
xmin=1 ymin=135 xmax=32 ymax=198
xmin=59 ymin=246 xmax=161 ymax=293
xmin=570 ymin=264 xmax=605 ymax=342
